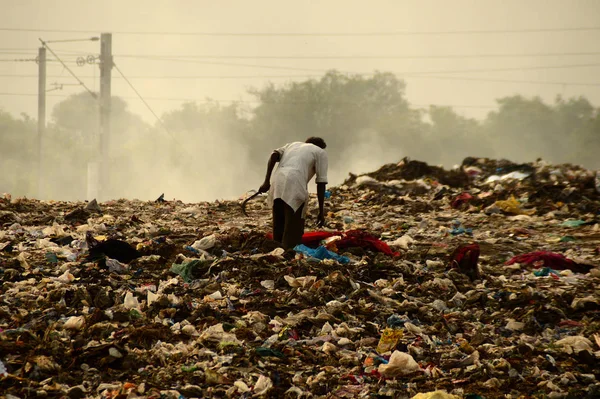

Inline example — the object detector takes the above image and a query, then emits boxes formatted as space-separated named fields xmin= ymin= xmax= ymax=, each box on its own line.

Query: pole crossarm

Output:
xmin=38 ymin=38 xmax=97 ymax=99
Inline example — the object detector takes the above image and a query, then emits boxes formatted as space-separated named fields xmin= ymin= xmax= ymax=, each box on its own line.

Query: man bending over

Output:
xmin=259 ymin=137 xmax=328 ymax=250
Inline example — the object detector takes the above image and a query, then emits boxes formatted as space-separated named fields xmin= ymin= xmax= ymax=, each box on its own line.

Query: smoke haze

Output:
xmin=1 ymin=1 xmax=600 ymax=202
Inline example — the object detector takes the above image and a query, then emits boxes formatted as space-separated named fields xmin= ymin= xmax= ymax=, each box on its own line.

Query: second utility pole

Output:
xmin=37 ymin=46 xmax=46 ymax=199
xmin=99 ymin=32 xmax=112 ymax=200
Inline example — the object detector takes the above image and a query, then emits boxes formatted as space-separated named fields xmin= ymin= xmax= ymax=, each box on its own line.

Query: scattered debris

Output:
xmin=1 ymin=156 xmax=599 ymax=397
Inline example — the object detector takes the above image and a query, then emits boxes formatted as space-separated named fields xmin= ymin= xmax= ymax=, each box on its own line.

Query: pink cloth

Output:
xmin=505 ymin=251 xmax=592 ymax=273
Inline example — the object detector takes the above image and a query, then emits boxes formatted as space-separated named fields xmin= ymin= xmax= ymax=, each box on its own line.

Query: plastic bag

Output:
xmin=199 ymin=323 xmax=242 ymax=345
xmin=106 ymin=258 xmax=128 ymax=273
xmin=293 ymin=244 xmax=350 ymax=264
xmin=388 ymin=235 xmax=414 ymax=250
xmin=192 ymin=234 xmax=216 ymax=251
xmin=411 ymin=391 xmax=461 ymax=399
xmin=124 ymin=292 xmax=140 ymax=310
xmin=555 ymin=336 xmax=594 ymax=354
xmin=378 ymin=350 xmax=420 ymax=377
xmin=170 ymin=259 xmax=211 ymax=282
xmin=284 ymin=275 xmax=317 ymax=289
xmin=253 ymin=375 xmax=273 ymax=396
xmin=64 ymin=316 xmax=85 ymax=330
xmin=376 ymin=328 xmax=404 ymax=353
xmin=493 ymin=196 xmax=535 ymax=215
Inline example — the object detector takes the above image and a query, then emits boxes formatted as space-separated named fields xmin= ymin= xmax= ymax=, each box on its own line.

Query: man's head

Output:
xmin=305 ymin=137 xmax=327 ymax=149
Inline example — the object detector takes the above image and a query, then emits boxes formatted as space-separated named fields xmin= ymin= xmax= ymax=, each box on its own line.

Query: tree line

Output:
xmin=1 ymin=70 xmax=599 ymax=202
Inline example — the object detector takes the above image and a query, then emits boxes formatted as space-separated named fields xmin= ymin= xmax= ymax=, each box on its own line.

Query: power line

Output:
xmin=3 ymin=72 xmax=600 ymax=88
xmin=0 ymin=58 xmax=77 ymax=63
xmin=4 ymin=52 xmax=600 ymax=75
xmin=403 ymin=75 xmax=600 ymax=87
xmin=401 ymin=63 xmax=600 ymax=75
xmin=0 ymin=91 xmax=504 ymax=109
xmin=106 ymin=56 xmax=600 ymax=75
xmin=5 ymin=49 xmax=600 ymax=59
xmin=112 ymin=51 xmax=600 ymax=60
xmin=0 ymin=58 xmax=41 ymax=62
xmin=39 ymin=39 xmax=97 ymax=99
xmin=114 ymin=56 xmax=348 ymax=73
xmin=112 ymin=62 xmax=184 ymax=145
xmin=116 ymin=55 xmax=600 ymax=73
xmin=2 ymin=26 xmax=600 ymax=36
xmin=0 ymin=50 xmax=90 ymax=56
xmin=0 ymin=73 xmax=320 ymax=79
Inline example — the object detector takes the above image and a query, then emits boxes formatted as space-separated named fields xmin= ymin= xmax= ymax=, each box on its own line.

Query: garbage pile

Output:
xmin=1 ymin=157 xmax=600 ymax=398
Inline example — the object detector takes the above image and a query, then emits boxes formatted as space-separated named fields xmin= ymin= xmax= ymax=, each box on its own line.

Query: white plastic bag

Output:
xmin=124 ymin=292 xmax=140 ymax=310
xmin=555 ymin=336 xmax=594 ymax=354
xmin=378 ymin=350 xmax=421 ymax=377
xmin=388 ymin=235 xmax=414 ymax=250
xmin=192 ymin=234 xmax=217 ymax=250
xmin=411 ymin=391 xmax=461 ymax=399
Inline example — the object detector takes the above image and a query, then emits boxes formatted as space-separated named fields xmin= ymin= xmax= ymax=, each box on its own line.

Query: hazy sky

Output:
xmin=1 ymin=0 xmax=600 ymax=124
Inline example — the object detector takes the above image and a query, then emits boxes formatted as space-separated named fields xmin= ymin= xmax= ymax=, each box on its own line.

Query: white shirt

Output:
xmin=268 ymin=142 xmax=328 ymax=217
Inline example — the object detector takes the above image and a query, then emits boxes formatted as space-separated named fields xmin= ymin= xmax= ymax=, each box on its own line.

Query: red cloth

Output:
xmin=335 ymin=229 xmax=400 ymax=257
xmin=451 ymin=193 xmax=474 ymax=209
xmin=265 ymin=231 xmax=340 ymax=244
xmin=265 ymin=229 xmax=399 ymax=257
xmin=449 ymin=243 xmax=480 ymax=280
xmin=505 ymin=251 xmax=592 ymax=273
xmin=300 ymin=231 xmax=342 ymax=245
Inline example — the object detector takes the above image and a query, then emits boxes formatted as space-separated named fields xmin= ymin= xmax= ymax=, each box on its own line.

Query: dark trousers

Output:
xmin=273 ymin=198 xmax=305 ymax=250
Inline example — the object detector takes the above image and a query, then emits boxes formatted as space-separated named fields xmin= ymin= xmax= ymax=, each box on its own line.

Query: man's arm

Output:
xmin=259 ymin=151 xmax=280 ymax=193
xmin=316 ymin=182 xmax=326 ymax=227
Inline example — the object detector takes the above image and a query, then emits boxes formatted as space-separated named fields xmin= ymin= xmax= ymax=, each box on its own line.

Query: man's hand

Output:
xmin=260 ymin=152 xmax=280 ymax=194
xmin=258 ymin=182 xmax=270 ymax=194
xmin=317 ymin=211 xmax=325 ymax=228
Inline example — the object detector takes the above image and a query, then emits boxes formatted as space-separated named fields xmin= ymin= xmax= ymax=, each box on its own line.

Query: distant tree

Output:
xmin=161 ymin=101 xmax=247 ymax=144
xmin=43 ymin=92 xmax=150 ymax=200
xmin=482 ymin=95 xmax=600 ymax=169
xmin=159 ymin=100 xmax=249 ymax=168
xmin=552 ymin=95 xmax=598 ymax=167
xmin=483 ymin=96 xmax=560 ymax=163
xmin=426 ymin=105 xmax=491 ymax=166
xmin=50 ymin=92 xmax=146 ymax=151
xmin=246 ymin=70 xmax=427 ymax=179
xmin=3 ymin=81 xmax=600 ymax=201
xmin=0 ymin=110 xmax=37 ymax=195
xmin=155 ymin=100 xmax=255 ymax=200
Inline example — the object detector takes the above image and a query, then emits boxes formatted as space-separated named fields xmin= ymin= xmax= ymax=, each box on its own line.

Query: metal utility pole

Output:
xmin=99 ymin=32 xmax=112 ymax=200
xmin=37 ymin=46 xmax=46 ymax=199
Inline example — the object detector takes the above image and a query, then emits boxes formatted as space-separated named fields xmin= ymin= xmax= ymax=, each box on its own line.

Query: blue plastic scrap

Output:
xmin=533 ymin=267 xmax=560 ymax=277
xmin=386 ymin=314 xmax=408 ymax=328
xmin=450 ymin=220 xmax=473 ymax=236
xmin=293 ymin=244 xmax=350 ymax=264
